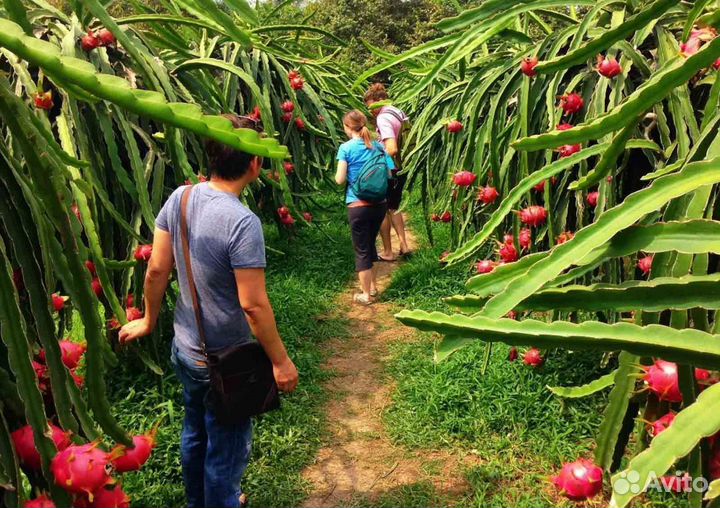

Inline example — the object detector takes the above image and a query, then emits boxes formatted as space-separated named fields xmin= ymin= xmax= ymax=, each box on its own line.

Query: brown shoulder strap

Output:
xmin=180 ymin=186 xmax=207 ymax=356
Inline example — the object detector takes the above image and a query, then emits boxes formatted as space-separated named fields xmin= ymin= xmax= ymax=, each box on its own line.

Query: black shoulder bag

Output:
xmin=180 ymin=186 xmax=280 ymax=425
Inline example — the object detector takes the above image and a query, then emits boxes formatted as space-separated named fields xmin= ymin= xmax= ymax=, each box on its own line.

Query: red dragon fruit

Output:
xmin=32 ymin=361 xmax=49 ymax=392
xmin=453 ymin=170 xmax=476 ymax=187
xmin=303 ymin=212 xmax=313 ymax=222
xmin=478 ymin=186 xmax=499 ymax=205
xmin=284 ymin=162 xmax=295 ymax=175
xmin=288 ymin=69 xmax=300 ymax=80
xmin=125 ymin=294 xmax=134 ymax=307
xmin=446 ymin=120 xmax=463 ymax=133
xmin=431 ymin=213 xmax=440 ymax=222
xmin=476 ymin=260 xmax=497 ymax=274
xmin=498 ymin=242 xmax=518 ymax=263
xmin=644 ymin=360 xmax=682 ymax=403
xmin=70 ymin=370 xmax=85 ymax=389
xmin=24 ymin=494 xmax=56 ymax=508
xmin=91 ymin=278 xmax=103 ymax=298
xmin=91 ymin=484 xmax=130 ymax=508
xmin=96 ymin=28 xmax=116 ymax=47
xmin=520 ymin=56 xmax=538 ymax=77
xmin=519 ymin=228 xmax=532 ymax=250
xmin=556 ymin=231 xmax=575 ymax=245
xmin=506 ymin=310 xmax=518 ymax=320
xmin=440 ymin=211 xmax=452 ymax=223
xmin=596 ymin=55 xmax=622 ymax=78
xmin=586 ymin=191 xmax=599 ymax=208
xmin=290 ymin=76 xmax=305 ymax=90
xmin=277 ymin=206 xmax=290 ymax=218
xmin=294 ymin=117 xmax=306 ymax=130
xmin=518 ymin=205 xmax=547 ymax=227
xmin=51 ymin=443 xmax=111 ymax=499
xmin=281 ymin=101 xmax=295 ymax=113
xmin=38 ymin=340 xmax=86 ymax=370
xmin=80 ymin=31 xmax=99 ymax=52
xmin=34 ymin=91 xmax=54 ymax=110
xmin=650 ymin=412 xmax=676 ymax=437
xmin=111 ymin=433 xmax=156 ymax=473
xmin=133 ymin=244 xmax=152 ymax=262
xmin=638 ymin=255 xmax=653 ymax=275
xmin=680 ymin=27 xmax=716 ymax=57
xmin=12 ymin=423 xmax=71 ymax=471
xmin=558 ymin=143 xmax=581 ymax=157
xmin=52 ymin=293 xmax=68 ymax=313
xmin=523 ymin=348 xmax=543 ymax=367
xmin=281 ymin=112 xmax=293 ymax=123
xmin=533 ymin=177 xmax=557 ymax=193
xmin=552 ymin=459 xmax=603 ymax=501
xmin=126 ymin=307 xmax=143 ymax=322
xmin=508 ymin=347 xmax=519 ymax=362
xmin=559 ymin=93 xmax=584 ymax=115
xmin=280 ymin=214 xmax=296 ymax=226
xmin=247 ymin=106 xmax=261 ymax=122
xmin=85 ymin=261 xmax=96 ymax=276
xmin=556 ymin=122 xmax=573 ymax=131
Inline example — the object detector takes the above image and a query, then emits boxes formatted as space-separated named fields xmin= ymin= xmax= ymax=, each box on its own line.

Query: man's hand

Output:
xmin=273 ymin=356 xmax=299 ymax=393
xmin=118 ymin=318 xmax=154 ymax=345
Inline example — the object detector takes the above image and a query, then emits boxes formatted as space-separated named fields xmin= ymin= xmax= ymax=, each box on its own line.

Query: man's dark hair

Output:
xmin=205 ymin=113 xmax=264 ymax=180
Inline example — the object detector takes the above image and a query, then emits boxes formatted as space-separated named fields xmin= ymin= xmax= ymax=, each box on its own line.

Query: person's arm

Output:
xmin=383 ymin=137 xmax=398 ymax=157
xmin=335 ymin=160 xmax=348 ymax=185
xmin=119 ymin=229 xmax=174 ymax=344
xmin=235 ymin=268 xmax=298 ymax=393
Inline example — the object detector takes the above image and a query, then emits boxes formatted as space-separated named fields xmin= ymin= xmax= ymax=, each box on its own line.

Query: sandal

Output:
xmin=377 ymin=254 xmax=397 ymax=262
xmin=353 ymin=293 xmax=373 ymax=306
xmin=370 ymin=288 xmax=378 ymax=297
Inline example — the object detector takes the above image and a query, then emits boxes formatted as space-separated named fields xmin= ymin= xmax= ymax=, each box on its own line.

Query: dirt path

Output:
xmin=302 ymin=219 xmax=478 ymax=507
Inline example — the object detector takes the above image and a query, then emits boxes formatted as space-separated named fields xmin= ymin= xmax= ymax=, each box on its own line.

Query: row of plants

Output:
xmin=0 ymin=0 xmax=361 ymax=505
xmin=369 ymin=0 xmax=720 ymax=506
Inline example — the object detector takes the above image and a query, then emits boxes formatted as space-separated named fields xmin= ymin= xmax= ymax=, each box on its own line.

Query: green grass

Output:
xmin=370 ymin=211 xmax=614 ymax=507
xmin=106 ymin=192 xmax=356 ymax=508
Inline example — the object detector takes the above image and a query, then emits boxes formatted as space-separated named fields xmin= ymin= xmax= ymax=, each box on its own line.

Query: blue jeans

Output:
xmin=171 ymin=342 xmax=253 ymax=508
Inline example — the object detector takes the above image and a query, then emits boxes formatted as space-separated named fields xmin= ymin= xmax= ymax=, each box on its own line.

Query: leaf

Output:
xmin=395 ymin=310 xmax=720 ymax=369
xmin=480 ymin=158 xmax=720 ymax=319
xmin=610 ymin=382 xmax=720 ymax=508
xmin=515 ymin=274 xmax=720 ymax=312
xmin=0 ymin=18 xmax=288 ymax=159
xmin=514 ymin=37 xmax=720 ymax=151
xmin=434 ymin=336 xmax=475 ymax=363
xmin=535 ymin=0 xmax=677 ymax=74
xmin=445 ymin=140 xmax=658 ymax=265
xmin=595 ymin=352 xmax=639 ymax=470
xmin=547 ymin=370 xmax=616 ymax=398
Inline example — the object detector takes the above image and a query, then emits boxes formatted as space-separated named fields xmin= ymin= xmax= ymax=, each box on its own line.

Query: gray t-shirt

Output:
xmin=156 ymin=182 xmax=266 ymax=362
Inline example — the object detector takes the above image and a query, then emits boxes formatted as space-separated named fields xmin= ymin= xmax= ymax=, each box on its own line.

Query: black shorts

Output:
xmin=348 ymin=203 xmax=387 ymax=272
xmin=387 ymin=172 xmax=407 ymax=211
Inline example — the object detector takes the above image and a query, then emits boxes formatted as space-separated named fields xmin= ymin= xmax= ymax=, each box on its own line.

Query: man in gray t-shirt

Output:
xmin=119 ymin=114 xmax=298 ymax=508
xmin=154 ymin=182 xmax=266 ymax=362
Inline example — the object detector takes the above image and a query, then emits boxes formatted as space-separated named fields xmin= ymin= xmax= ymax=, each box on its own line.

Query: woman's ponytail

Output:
xmin=343 ymin=110 xmax=374 ymax=150
xmin=360 ymin=126 xmax=373 ymax=150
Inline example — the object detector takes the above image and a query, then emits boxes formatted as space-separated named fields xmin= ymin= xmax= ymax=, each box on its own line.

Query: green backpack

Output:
xmin=350 ymin=148 xmax=390 ymax=202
